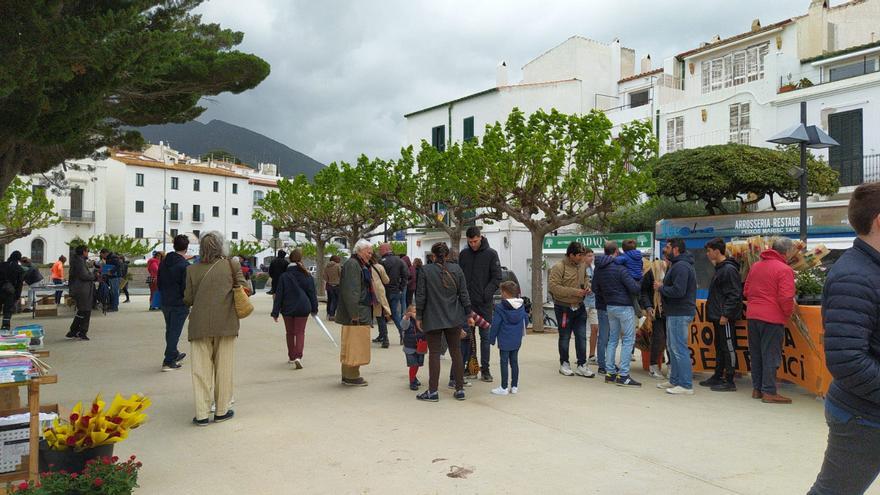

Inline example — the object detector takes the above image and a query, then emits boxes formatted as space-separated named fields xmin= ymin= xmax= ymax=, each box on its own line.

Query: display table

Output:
xmin=687 ymin=300 xmax=828 ymax=396
xmin=26 ymin=284 xmax=68 ymax=318
xmin=0 ymin=375 xmax=58 ymax=484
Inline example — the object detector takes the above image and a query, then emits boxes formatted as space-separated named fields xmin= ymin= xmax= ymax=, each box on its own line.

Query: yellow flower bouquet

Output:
xmin=43 ymin=394 xmax=151 ymax=452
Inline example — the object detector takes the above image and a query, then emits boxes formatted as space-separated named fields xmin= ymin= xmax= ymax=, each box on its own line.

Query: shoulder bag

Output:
xmin=228 ymin=258 xmax=254 ymax=319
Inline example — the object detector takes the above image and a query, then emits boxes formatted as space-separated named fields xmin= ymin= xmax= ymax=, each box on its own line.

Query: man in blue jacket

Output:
xmin=158 ymin=234 xmax=190 ymax=371
xmin=654 ymin=238 xmax=697 ymax=395
xmin=592 ymin=241 xmax=641 ymax=387
xmin=810 ymin=183 xmax=880 ymax=494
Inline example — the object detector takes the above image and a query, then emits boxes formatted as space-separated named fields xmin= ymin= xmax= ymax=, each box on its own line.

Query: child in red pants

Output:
xmin=401 ymin=305 xmax=426 ymax=390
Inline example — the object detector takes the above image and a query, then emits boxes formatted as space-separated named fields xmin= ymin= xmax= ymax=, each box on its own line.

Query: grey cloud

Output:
xmin=193 ymin=0 xmax=815 ymax=166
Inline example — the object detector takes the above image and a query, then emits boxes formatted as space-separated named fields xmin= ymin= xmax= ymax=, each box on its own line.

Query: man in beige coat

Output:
xmin=548 ymin=241 xmax=595 ymax=378
xmin=336 ymin=240 xmax=375 ymax=386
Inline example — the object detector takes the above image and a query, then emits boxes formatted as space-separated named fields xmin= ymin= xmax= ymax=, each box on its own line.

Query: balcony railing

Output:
xmin=192 ymin=213 xmax=205 ymax=223
xmin=60 ymin=209 xmax=95 ymax=223
xmin=667 ymin=128 xmax=762 ymax=153
xmin=831 ymin=153 xmax=880 ymax=187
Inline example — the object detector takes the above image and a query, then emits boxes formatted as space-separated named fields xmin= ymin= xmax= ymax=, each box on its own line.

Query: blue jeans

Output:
xmin=555 ymin=304 xmax=587 ymax=366
xmin=499 ymin=348 xmax=520 ymax=388
xmin=53 ymin=278 xmax=64 ymax=304
xmin=605 ymin=306 xmax=636 ymax=377
xmin=387 ymin=292 xmax=403 ymax=335
xmin=596 ymin=309 xmax=610 ymax=370
xmin=666 ymin=314 xmax=694 ymax=389
xmin=108 ymin=277 xmax=120 ymax=310
xmin=162 ymin=306 xmax=189 ymax=365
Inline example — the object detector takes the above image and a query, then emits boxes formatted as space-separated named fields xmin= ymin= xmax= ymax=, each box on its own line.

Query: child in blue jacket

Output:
xmin=615 ymin=239 xmax=645 ymax=317
xmin=401 ymin=305 xmax=426 ymax=390
xmin=489 ymin=281 xmax=528 ymax=395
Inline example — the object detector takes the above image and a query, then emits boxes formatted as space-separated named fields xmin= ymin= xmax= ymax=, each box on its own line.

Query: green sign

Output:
xmin=543 ymin=232 xmax=653 ymax=251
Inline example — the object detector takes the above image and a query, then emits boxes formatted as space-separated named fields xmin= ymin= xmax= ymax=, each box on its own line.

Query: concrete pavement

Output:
xmin=19 ymin=294 xmax=861 ymax=494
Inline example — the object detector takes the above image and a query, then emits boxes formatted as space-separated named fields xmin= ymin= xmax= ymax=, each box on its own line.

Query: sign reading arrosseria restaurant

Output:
xmin=543 ymin=232 xmax=653 ymax=253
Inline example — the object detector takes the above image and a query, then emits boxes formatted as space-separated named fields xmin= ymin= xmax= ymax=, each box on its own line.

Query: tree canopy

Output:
xmin=481 ymin=108 xmax=658 ymax=331
xmin=0 ymin=178 xmax=60 ymax=245
xmin=0 ymin=1 xmax=270 ymax=197
xmin=68 ymin=234 xmax=158 ymax=259
xmin=655 ymin=144 xmax=840 ymax=214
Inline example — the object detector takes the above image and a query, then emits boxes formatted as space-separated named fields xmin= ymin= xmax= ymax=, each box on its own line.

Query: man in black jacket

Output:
xmin=653 ymin=238 xmax=697 ymax=395
xmin=0 ymin=251 xmax=23 ymax=330
xmin=379 ymin=243 xmax=408 ymax=342
xmin=700 ymin=237 xmax=743 ymax=392
xmin=267 ymin=250 xmax=288 ymax=295
xmin=459 ymin=227 xmax=502 ymax=382
xmin=157 ymin=235 xmax=190 ymax=371
xmin=810 ymin=183 xmax=880 ymax=494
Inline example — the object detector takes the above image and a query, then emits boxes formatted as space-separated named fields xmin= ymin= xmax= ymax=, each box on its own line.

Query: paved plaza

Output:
xmin=23 ymin=294 xmax=853 ymax=494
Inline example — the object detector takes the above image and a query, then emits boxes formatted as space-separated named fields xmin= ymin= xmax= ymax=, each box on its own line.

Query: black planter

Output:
xmin=252 ymin=278 xmax=267 ymax=290
xmin=797 ymin=294 xmax=823 ymax=306
xmin=38 ymin=440 xmax=114 ymax=474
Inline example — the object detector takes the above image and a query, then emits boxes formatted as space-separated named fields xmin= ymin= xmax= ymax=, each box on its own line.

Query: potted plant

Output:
xmin=798 ymin=77 xmax=814 ymax=89
xmin=252 ymin=272 xmax=269 ymax=290
xmin=779 ymin=75 xmax=797 ymax=93
xmin=39 ymin=393 xmax=151 ymax=474
xmin=11 ymin=455 xmax=142 ymax=494
xmin=795 ymin=267 xmax=825 ymax=306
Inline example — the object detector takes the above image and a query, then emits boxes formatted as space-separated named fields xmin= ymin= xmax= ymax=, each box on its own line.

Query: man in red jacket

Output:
xmin=743 ymin=237 xmax=796 ymax=404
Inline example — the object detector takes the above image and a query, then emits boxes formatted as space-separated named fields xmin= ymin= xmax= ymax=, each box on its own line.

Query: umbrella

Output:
xmin=312 ymin=314 xmax=338 ymax=348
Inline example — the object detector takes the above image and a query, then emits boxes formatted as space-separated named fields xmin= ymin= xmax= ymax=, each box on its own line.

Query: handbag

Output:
xmin=228 ymin=258 xmax=254 ymax=319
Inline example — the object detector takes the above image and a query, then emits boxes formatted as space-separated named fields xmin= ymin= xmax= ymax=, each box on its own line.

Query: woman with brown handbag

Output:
xmin=184 ymin=231 xmax=248 ymax=426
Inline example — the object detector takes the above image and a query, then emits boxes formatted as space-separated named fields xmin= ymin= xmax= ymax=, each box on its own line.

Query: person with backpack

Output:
xmin=271 ymin=249 xmax=318 ymax=369
xmin=99 ymin=249 xmax=122 ymax=312
xmin=0 ymin=251 xmax=24 ymax=330
xmin=158 ymin=235 xmax=191 ymax=371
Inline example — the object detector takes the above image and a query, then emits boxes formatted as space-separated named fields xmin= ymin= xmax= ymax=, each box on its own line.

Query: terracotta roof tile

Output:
xmin=618 ymin=68 xmax=663 ymax=84
xmin=676 ymin=19 xmax=792 ymax=60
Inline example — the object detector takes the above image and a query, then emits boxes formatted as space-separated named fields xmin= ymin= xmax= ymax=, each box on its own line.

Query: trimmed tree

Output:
xmin=379 ymin=141 xmax=497 ymax=252
xmin=0 ymin=178 xmax=60 ymax=245
xmin=68 ymin=234 xmax=157 ymax=259
xmin=0 ymin=1 xmax=270 ymax=198
xmin=229 ymin=240 xmax=264 ymax=259
xmin=656 ymin=144 xmax=840 ymax=214
xmin=481 ymin=108 xmax=657 ymax=332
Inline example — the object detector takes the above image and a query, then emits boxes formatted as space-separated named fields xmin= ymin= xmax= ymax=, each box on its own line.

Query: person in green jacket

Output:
xmin=336 ymin=239 xmax=375 ymax=386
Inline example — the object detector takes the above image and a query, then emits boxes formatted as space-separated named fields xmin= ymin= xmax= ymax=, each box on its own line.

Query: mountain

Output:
xmin=135 ymin=119 xmax=324 ymax=178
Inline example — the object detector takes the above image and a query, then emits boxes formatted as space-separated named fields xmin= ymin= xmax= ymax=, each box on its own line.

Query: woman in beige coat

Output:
xmin=184 ymin=231 xmax=247 ymax=426
xmin=370 ymin=254 xmax=393 ymax=348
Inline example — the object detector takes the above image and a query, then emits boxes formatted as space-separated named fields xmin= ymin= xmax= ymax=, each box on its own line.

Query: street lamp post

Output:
xmin=766 ymin=101 xmax=839 ymax=243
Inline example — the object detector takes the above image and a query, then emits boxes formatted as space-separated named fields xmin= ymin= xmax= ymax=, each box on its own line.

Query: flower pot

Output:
xmin=779 ymin=84 xmax=797 ymax=93
xmin=252 ymin=278 xmax=267 ymax=290
xmin=38 ymin=440 xmax=114 ymax=474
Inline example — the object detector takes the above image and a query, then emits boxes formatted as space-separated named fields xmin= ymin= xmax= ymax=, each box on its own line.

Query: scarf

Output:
xmin=357 ymin=255 xmax=377 ymax=307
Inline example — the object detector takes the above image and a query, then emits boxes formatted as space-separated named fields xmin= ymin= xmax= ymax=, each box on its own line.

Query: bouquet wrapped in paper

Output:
xmin=43 ymin=393 xmax=151 ymax=452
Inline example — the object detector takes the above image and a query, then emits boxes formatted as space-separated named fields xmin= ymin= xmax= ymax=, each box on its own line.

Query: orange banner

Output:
xmin=689 ymin=300 xmax=831 ymax=397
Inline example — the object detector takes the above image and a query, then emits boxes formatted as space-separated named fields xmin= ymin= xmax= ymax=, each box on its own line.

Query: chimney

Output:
xmin=751 ymin=19 xmax=762 ymax=32
xmin=711 ymin=35 xmax=721 ymax=43
xmin=496 ymin=61 xmax=508 ymax=87
xmin=640 ymin=55 xmax=652 ymax=74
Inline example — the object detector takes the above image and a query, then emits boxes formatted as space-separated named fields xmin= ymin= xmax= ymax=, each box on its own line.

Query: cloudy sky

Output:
xmin=194 ymin=0 xmax=825 ymax=165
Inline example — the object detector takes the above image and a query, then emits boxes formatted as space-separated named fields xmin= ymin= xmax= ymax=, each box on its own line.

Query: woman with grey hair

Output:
xmin=184 ymin=231 xmax=248 ymax=425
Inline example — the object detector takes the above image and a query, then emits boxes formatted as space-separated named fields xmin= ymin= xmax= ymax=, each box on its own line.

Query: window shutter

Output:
xmin=701 ymin=61 xmax=710 ymax=94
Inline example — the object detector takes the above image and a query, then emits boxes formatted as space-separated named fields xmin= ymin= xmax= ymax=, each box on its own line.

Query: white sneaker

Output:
xmin=666 ymin=386 xmax=694 ymax=395
xmin=293 ymin=358 xmax=303 ymax=370
xmin=559 ymin=362 xmax=574 ymax=376
xmin=649 ymin=365 xmax=664 ymax=380
xmin=510 ymin=386 xmax=518 ymax=394
xmin=657 ymin=381 xmax=674 ymax=389
xmin=587 ymin=356 xmax=598 ymax=365
xmin=575 ymin=364 xmax=596 ymax=378
xmin=491 ymin=387 xmax=509 ymax=396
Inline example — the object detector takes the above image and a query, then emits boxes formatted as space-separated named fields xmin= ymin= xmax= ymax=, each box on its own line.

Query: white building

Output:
xmin=8 ymin=144 xmax=282 ymax=266
xmin=403 ymin=0 xmax=880 ymax=299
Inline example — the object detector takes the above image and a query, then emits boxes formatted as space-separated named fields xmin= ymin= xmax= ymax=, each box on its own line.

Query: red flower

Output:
xmin=65 ymin=436 xmax=76 ymax=446
xmin=111 ymin=455 xmax=118 ymax=462
xmin=91 ymin=403 xmax=100 ymax=415
xmin=129 ymin=455 xmax=136 ymax=460
xmin=101 ymin=456 xmax=111 ymax=465
xmin=69 ymin=413 xmax=79 ymax=422
xmin=135 ymin=461 xmax=142 ymax=468
xmin=17 ymin=481 xmax=29 ymax=490
xmin=70 ymin=473 xmax=78 ymax=479
xmin=93 ymin=478 xmax=104 ymax=487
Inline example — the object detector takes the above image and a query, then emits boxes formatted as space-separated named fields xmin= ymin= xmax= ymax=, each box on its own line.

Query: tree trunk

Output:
xmin=315 ymin=239 xmax=326 ymax=297
xmin=449 ymin=228 xmax=462 ymax=254
xmin=529 ymin=230 xmax=546 ymax=333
